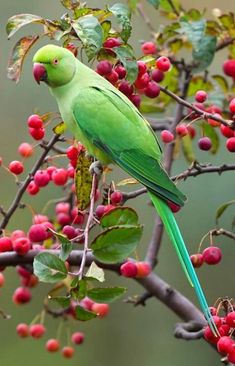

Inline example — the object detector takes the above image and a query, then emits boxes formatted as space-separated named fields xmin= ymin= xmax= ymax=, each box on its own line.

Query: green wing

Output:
xmin=72 ymin=85 xmax=186 ymax=206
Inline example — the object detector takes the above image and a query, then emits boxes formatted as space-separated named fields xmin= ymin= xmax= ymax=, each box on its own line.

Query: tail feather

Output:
xmin=149 ymin=192 xmax=218 ymax=336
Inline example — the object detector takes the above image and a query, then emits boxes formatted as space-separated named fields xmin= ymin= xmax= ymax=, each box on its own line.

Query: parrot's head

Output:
xmin=33 ymin=45 xmax=76 ymax=87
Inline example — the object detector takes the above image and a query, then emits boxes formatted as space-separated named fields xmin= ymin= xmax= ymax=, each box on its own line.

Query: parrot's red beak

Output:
xmin=33 ymin=63 xmax=47 ymax=84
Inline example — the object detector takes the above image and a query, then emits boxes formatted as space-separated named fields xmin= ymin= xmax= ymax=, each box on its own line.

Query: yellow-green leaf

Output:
xmin=53 ymin=121 xmax=66 ymax=135
xmin=181 ymin=134 xmax=196 ymax=163
xmin=75 ymin=150 xmax=92 ymax=211
xmin=6 ymin=13 xmax=44 ymax=39
xmin=216 ymin=199 xmax=235 ymax=223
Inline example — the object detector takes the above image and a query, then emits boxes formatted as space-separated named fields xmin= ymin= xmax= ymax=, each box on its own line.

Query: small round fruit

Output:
xmin=220 ymin=124 xmax=234 ymax=138
xmin=190 ymin=253 xmax=204 ymax=268
xmin=26 ymin=181 xmax=40 ymax=195
xmin=223 ymin=59 xmax=235 ymax=77
xmin=62 ymin=346 xmax=75 ymax=358
xmin=62 ymin=225 xmax=77 ymax=239
xmin=135 ymin=262 xmax=151 ymax=278
xmin=135 ymin=73 xmax=150 ymax=89
xmin=28 ymin=224 xmax=48 ymax=242
xmin=95 ymin=205 xmax=106 ymax=218
xmin=13 ymin=287 xmax=32 ymax=304
xmin=103 ymin=37 xmax=121 ymax=48
xmin=226 ymin=137 xmax=235 ymax=152
xmin=13 ymin=237 xmax=31 ymax=256
xmin=51 ymin=168 xmax=68 ymax=186
xmin=161 ymin=130 xmax=174 ymax=143
xmin=176 ymin=124 xmax=188 ymax=137
xmin=91 ymin=303 xmax=109 ymax=317
xmin=0 ymin=237 xmax=13 ymax=252
xmin=137 ymin=61 xmax=147 ymax=76
xmin=110 ymin=191 xmax=123 ymax=205
xmin=227 ymin=348 xmax=235 ymax=364
xmin=120 ymin=261 xmax=138 ymax=277
xmin=34 ymin=170 xmax=50 ymax=187
xmin=18 ymin=143 xmax=33 ymax=158
xmin=9 ymin=160 xmax=24 ymax=175
xmin=151 ymin=69 xmax=164 ymax=82
xmin=66 ymin=145 xmax=79 ymax=161
xmin=96 ymin=61 xmax=112 ymax=76
xmin=66 ymin=42 xmax=78 ymax=57
xmin=29 ymin=324 xmax=46 ymax=338
xmin=225 ymin=311 xmax=235 ymax=327
xmin=217 ymin=336 xmax=234 ymax=354
xmin=203 ymin=325 xmax=219 ymax=344
xmin=27 ymin=114 xmax=43 ymax=129
xmin=16 ymin=323 xmax=29 ymax=338
xmin=202 ymin=246 xmax=222 ymax=265
xmin=198 ymin=137 xmax=212 ymax=151
xmin=195 ymin=90 xmax=207 ymax=103
xmin=29 ymin=127 xmax=45 ymax=140
xmin=114 ymin=65 xmax=126 ymax=79
xmin=141 ymin=41 xmax=157 ymax=55
xmin=119 ymin=81 xmax=134 ymax=97
xmin=229 ymin=98 xmax=235 ymax=114
xmin=156 ymin=56 xmax=171 ymax=72
xmin=71 ymin=332 xmax=84 ymax=345
xmin=144 ymin=81 xmax=160 ymax=98
xmin=46 ymin=338 xmax=60 ymax=352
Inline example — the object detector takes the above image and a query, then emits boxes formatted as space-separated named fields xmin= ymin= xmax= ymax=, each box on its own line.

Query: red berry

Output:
xmin=152 ymin=69 xmax=164 ymax=83
xmin=145 ymin=81 xmax=160 ymax=98
xmin=228 ymin=348 xmax=235 ymax=364
xmin=11 ymin=230 xmax=26 ymax=242
xmin=13 ymin=237 xmax=31 ymax=256
xmin=27 ymin=181 xmax=40 ymax=195
xmin=111 ymin=191 xmax=123 ymax=205
xmin=218 ymin=324 xmax=230 ymax=336
xmin=66 ymin=145 xmax=79 ymax=161
xmin=71 ymin=208 xmax=85 ymax=225
xmin=223 ymin=59 xmax=235 ymax=77
xmin=103 ymin=37 xmax=121 ymax=48
xmin=209 ymin=307 xmax=217 ymax=316
xmin=207 ymin=113 xmax=221 ymax=127
xmin=46 ymin=165 xmax=57 ymax=178
xmin=62 ymin=346 xmax=75 ymax=358
xmin=130 ymin=94 xmax=141 ymax=108
xmin=52 ymin=168 xmax=68 ymax=186
xmin=29 ymin=127 xmax=45 ymax=140
xmin=29 ymin=324 xmax=46 ymax=338
xmin=137 ymin=61 xmax=147 ymax=76
xmin=114 ymin=65 xmax=126 ymax=79
xmin=13 ymin=287 xmax=32 ymax=304
xmin=16 ymin=266 xmax=31 ymax=278
xmin=22 ymin=274 xmax=38 ymax=288
xmin=18 ymin=142 xmax=33 ymax=158
xmin=135 ymin=73 xmax=150 ymax=89
xmin=220 ymin=124 xmax=234 ymax=138
xmin=33 ymin=214 xmax=48 ymax=225
xmin=213 ymin=315 xmax=222 ymax=328
xmin=9 ymin=160 xmax=24 ymax=175
xmin=56 ymin=202 xmax=70 ymax=214
xmin=28 ymin=224 xmax=48 ymax=242
xmin=16 ymin=323 xmax=29 ymax=338
xmin=176 ymin=124 xmax=188 ymax=137
xmin=120 ymin=261 xmax=138 ymax=277
xmin=190 ymin=253 xmax=204 ymax=268
xmin=203 ymin=325 xmax=219 ymax=344
xmin=80 ymin=297 xmax=95 ymax=311
xmin=91 ymin=303 xmax=109 ymax=317
xmin=95 ymin=205 xmax=106 ymax=218
xmin=198 ymin=137 xmax=212 ymax=151
xmin=187 ymin=125 xmax=196 ymax=139
xmin=104 ymin=204 xmax=116 ymax=215
xmin=229 ymin=98 xmax=235 ymax=114
xmin=34 ymin=170 xmax=50 ymax=187
xmin=168 ymin=201 xmax=181 ymax=213
xmin=217 ymin=336 xmax=234 ymax=354
xmin=195 ymin=90 xmax=207 ymax=103
xmin=141 ymin=41 xmax=157 ymax=55
xmin=156 ymin=56 xmax=171 ymax=72
xmin=66 ymin=42 xmax=78 ymax=57
xmin=226 ymin=311 xmax=235 ymax=327
xmin=119 ymin=81 xmax=134 ymax=96
xmin=135 ymin=262 xmax=151 ymax=278
xmin=0 ymin=272 xmax=5 ymax=287
xmin=27 ymin=114 xmax=43 ymax=129
xmin=161 ymin=130 xmax=174 ymax=143
xmin=202 ymin=246 xmax=222 ymax=265
xmin=71 ymin=332 xmax=84 ymax=345
xmin=46 ymin=338 xmax=60 ymax=352
xmin=67 ymin=165 xmax=75 ymax=178
xmin=0 ymin=237 xmax=13 ymax=252
xmin=96 ymin=60 xmax=112 ymax=76
xmin=106 ymin=70 xmax=119 ymax=84
xmin=62 ymin=225 xmax=77 ymax=239
xmin=226 ymin=137 xmax=235 ymax=152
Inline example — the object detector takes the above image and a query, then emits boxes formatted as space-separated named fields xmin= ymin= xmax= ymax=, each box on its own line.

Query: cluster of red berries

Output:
xmin=120 ymin=260 xmax=151 ymax=278
xmin=190 ymin=246 xmax=222 ymax=268
xmin=204 ymin=305 xmax=235 ymax=364
xmin=16 ymin=322 xmax=84 ymax=359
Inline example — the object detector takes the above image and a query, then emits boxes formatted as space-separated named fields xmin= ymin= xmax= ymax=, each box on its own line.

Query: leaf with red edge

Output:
xmin=6 ymin=14 xmax=44 ymax=39
xmin=7 ymin=36 xmax=40 ymax=83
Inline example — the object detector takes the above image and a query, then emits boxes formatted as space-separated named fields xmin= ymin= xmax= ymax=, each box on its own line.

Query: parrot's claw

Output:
xmin=89 ymin=160 xmax=103 ymax=177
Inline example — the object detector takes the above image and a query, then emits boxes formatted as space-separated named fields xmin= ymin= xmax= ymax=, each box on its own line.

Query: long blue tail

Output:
xmin=149 ymin=192 xmax=218 ymax=336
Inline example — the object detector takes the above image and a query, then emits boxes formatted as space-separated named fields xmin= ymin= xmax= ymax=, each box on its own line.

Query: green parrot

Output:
xmin=32 ymin=44 xmax=217 ymax=334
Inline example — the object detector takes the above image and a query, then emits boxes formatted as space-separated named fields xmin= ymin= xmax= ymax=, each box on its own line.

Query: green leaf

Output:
xmin=216 ymin=199 xmax=235 ymax=222
xmin=87 ymin=287 xmax=126 ymax=303
xmin=168 ymin=38 xmax=183 ymax=53
xmin=44 ymin=20 xmax=67 ymax=41
xmin=186 ymin=9 xmax=202 ymax=21
xmin=72 ymin=15 xmax=103 ymax=60
xmin=218 ymin=13 xmax=234 ymax=30
xmin=181 ymin=134 xmax=196 ymax=163
xmin=92 ymin=225 xmax=143 ymax=263
xmin=206 ymin=20 xmax=222 ymax=36
xmin=100 ymin=207 xmax=139 ymax=228
xmin=202 ymin=122 xmax=219 ymax=154
xmin=229 ymin=43 xmax=235 ymax=59
xmin=192 ymin=35 xmax=217 ymax=73
xmin=75 ymin=149 xmax=92 ymax=211
xmin=70 ymin=279 xmax=87 ymax=300
xmin=85 ymin=262 xmax=105 ymax=282
xmin=147 ymin=0 xmax=160 ymax=8
xmin=109 ymin=3 xmax=132 ymax=42
xmin=128 ymin=0 xmax=139 ymax=11
xmin=160 ymin=0 xmax=181 ymax=14
xmin=113 ymin=45 xmax=138 ymax=83
xmin=48 ymin=295 xmax=71 ymax=308
xmin=33 ymin=252 xmax=68 ymax=283
xmin=75 ymin=305 xmax=97 ymax=321
xmin=212 ymin=75 xmax=229 ymax=94
xmin=7 ymin=36 xmax=39 ymax=83
xmin=179 ymin=18 xmax=206 ymax=49
xmin=6 ymin=14 xmax=44 ymax=39
xmin=48 ymin=229 xmax=73 ymax=261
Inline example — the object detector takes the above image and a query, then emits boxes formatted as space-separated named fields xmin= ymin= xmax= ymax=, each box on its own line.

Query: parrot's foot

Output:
xmin=89 ymin=160 xmax=103 ymax=177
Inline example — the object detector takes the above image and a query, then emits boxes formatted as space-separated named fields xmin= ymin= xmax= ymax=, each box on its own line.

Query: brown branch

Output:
xmin=211 ymin=228 xmax=235 ymax=241
xmin=216 ymin=37 xmax=235 ymax=52
xmin=174 ymin=321 xmax=204 ymax=340
xmin=159 ymin=85 xmax=235 ymax=129
xmin=0 ymin=134 xmax=61 ymax=231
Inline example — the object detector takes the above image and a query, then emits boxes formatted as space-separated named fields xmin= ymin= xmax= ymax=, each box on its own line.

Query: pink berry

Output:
xmin=34 ymin=170 xmax=50 ymax=187
xmin=203 ymin=325 xmax=219 ymax=344
xmin=103 ymin=38 xmax=121 ymax=48
xmin=137 ymin=61 xmax=147 ymax=76
xmin=27 ymin=114 xmax=43 ymax=129
xmin=46 ymin=338 xmax=60 ymax=352
xmin=18 ymin=142 xmax=33 ymax=158
xmin=56 ymin=202 xmax=70 ymax=214
xmin=120 ymin=261 xmax=137 ymax=277
xmin=161 ymin=130 xmax=174 ymax=143
xmin=11 ymin=230 xmax=26 ymax=241
xmin=0 ymin=237 xmax=13 ymax=252
xmin=13 ymin=237 xmax=31 ymax=256
xmin=16 ymin=266 xmax=31 ymax=278
xmin=141 ymin=41 xmax=157 ymax=55
xmin=217 ymin=336 xmax=234 ymax=354
xmin=223 ymin=59 xmax=235 ymax=77
xmin=220 ymin=124 xmax=234 ymax=138
xmin=27 ymin=181 xmax=40 ymax=195
xmin=66 ymin=145 xmax=79 ymax=161
xmin=33 ymin=214 xmax=49 ymax=224
xmin=106 ymin=70 xmax=119 ymax=84
xmin=114 ymin=65 xmax=126 ymax=79
xmin=195 ymin=90 xmax=207 ymax=103
xmin=46 ymin=165 xmax=57 ymax=178
xmin=96 ymin=60 xmax=112 ymax=76
xmin=28 ymin=224 xmax=48 ymax=242
xmin=29 ymin=324 xmax=46 ymax=338
xmin=229 ymin=98 xmax=235 ymax=114
xmin=130 ymin=94 xmax=141 ymax=108
xmin=71 ymin=332 xmax=84 ymax=345
xmin=52 ymin=168 xmax=68 ymax=186
xmin=110 ymin=191 xmax=123 ymax=205
xmin=80 ymin=297 xmax=94 ymax=311
xmin=156 ymin=56 xmax=171 ymax=72
xmin=168 ymin=201 xmax=181 ymax=213
xmin=226 ymin=137 xmax=235 ymax=152
xmin=176 ymin=124 xmax=188 ymax=137
xmin=57 ymin=212 xmax=71 ymax=226
xmin=135 ymin=262 xmax=151 ymax=278
xmin=104 ymin=204 xmax=116 ymax=215
xmin=119 ymin=81 xmax=134 ymax=96
xmin=198 ymin=137 xmax=212 ymax=151
xmin=190 ymin=253 xmax=204 ymax=268
xmin=151 ymin=69 xmax=164 ymax=82
xmin=13 ymin=287 xmax=32 ymax=304
xmin=9 ymin=160 xmax=24 ymax=175
xmin=16 ymin=323 xmax=29 ymax=338
xmin=66 ymin=42 xmax=78 ymax=57
xmin=21 ymin=274 xmax=38 ymax=288
xmin=226 ymin=311 xmax=235 ymax=327
xmin=91 ymin=303 xmax=109 ymax=317
xmin=145 ymin=81 xmax=160 ymax=98
xmin=29 ymin=127 xmax=45 ymax=140
xmin=95 ymin=205 xmax=106 ymax=218
xmin=134 ymin=73 xmax=150 ymax=89
xmin=62 ymin=225 xmax=77 ymax=239
xmin=62 ymin=346 xmax=75 ymax=358
xmin=202 ymin=246 xmax=222 ymax=265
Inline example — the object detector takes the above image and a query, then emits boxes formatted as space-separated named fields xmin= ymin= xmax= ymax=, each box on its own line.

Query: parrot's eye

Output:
xmin=53 ymin=59 xmax=59 ymax=65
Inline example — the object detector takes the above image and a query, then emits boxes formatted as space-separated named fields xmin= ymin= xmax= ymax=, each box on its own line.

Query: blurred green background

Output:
xmin=1 ymin=1 xmax=235 ymax=365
